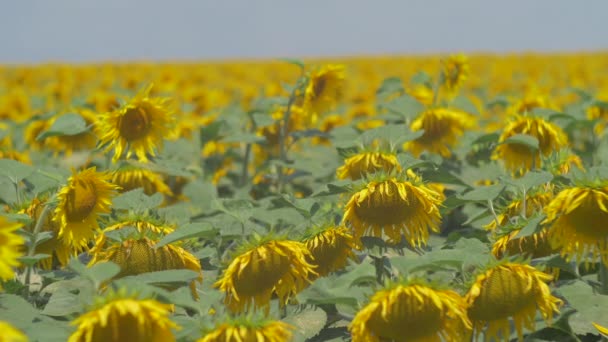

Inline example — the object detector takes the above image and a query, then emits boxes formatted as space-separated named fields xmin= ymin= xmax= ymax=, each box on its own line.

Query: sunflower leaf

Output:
xmin=0 ymin=159 xmax=35 ymax=184
xmin=41 ymin=289 xmax=83 ymax=317
xmin=458 ymin=183 xmax=505 ymax=202
xmin=513 ymin=213 xmax=545 ymax=239
xmin=154 ymin=222 xmax=217 ymax=248
xmin=284 ymin=308 xmax=327 ymax=341
xmin=112 ymin=188 xmax=164 ymax=212
xmin=18 ymin=254 xmax=51 ymax=267
xmin=556 ymin=281 xmax=608 ymax=336
xmin=501 ymin=133 xmax=539 ymax=151
xmin=36 ymin=113 xmax=88 ymax=140
xmin=120 ymin=269 xmax=200 ymax=286
xmin=504 ymin=170 xmax=553 ymax=191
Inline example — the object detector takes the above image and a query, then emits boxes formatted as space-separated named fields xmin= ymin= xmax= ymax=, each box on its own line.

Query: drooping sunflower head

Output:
xmin=89 ymin=218 xmax=175 ymax=256
xmin=404 ymin=108 xmax=474 ymax=158
xmin=343 ymin=172 xmax=443 ymax=246
xmin=24 ymin=119 xmax=51 ymax=150
xmin=303 ymin=64 xmax=346 ymax=116
xmin=97 ymin=85 xmax=175 ymax=162
xmin=53 ymin=167 xmax=120 ymax=250
xmin=440 ymin=54 xmax=470 ymax=96
xmin=214 ymin=238 xmax=317 ymax=314
xmin=198 ymin=316 xmax=293 ymax=342
xmin=465 ymin=262 xmax=562 ymax=341
xmin=20 ymin=197 xmax=71 ymax=269
xmin=302 ymin=224 xmax=359 ymax=278
xmin=544 ymin=184 xmax=608 ymax=265
xmin=492 ymin=227 xmax=556 ymax=260
xmin=0 ymin=320 xmax=28 ymax=342
xmin=492 ymin=115 xmax=569 ymax=174
xmin=350 ymin=280 xmax=471 ymax=342
xmin=68 ymin=289 xmax=179 ymax=342
xmin=111 ymin=166 xmax=172 ymax=197
xmin=0 ymin=215 xmax=24 ymax=285
xmin=89 ymin=236 xmax=202 ymax=299
xmin=336 ymin=150 xmax=401 ymax=180
xmin=543 ymin=149 xmax=584 ymax=176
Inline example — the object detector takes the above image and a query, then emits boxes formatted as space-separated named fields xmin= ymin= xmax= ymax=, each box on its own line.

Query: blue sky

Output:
xmin=1 ymin=0 xmax=606 ymax=63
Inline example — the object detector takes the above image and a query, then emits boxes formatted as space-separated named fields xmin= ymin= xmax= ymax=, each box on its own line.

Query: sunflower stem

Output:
xmin=24 ymin=204 xmax=51 ymax=296
xmin=521 ymin=187 xmax=527 ymax=220
xmin=13 ymin=182 xmax=21 ymax=205
xmin=487 ymin=199 xmax=500 ymax=228
xmin=277 ymin=91 xmax=296 ymax=194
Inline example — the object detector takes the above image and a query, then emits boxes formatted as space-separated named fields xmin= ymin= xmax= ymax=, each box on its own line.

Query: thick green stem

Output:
xmin=487 ymin=199 xmax=500 ymax=228
xmin=24 ymin=204 xmax=51 ymax=295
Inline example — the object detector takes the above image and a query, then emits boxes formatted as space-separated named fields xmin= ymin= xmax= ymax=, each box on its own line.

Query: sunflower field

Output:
xmin=2 ymin=53 xmax=608 ymax=341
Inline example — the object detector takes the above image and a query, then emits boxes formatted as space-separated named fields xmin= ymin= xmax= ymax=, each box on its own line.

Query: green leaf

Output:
xmin=472 ymin=132 xmax=499 ymax=146
xmin=37 ymin=113 xmax=88 ymax=140
xmin=284 ymin=308 xmax=327 ymax=341
xmin=380 ymin=94 xmax=425 ymax=119
xmin=409 ymin=71 xmax=432 ymax=87
xmin=221 ymin=133 xmax=265 ymax=144
xmin=121 ymin=269 xmax=200 ymax=286
xmin=0 ymin=159 xmax=35 ymax=183
xmin=87 ymin=261 xmax=121 ymax=286
xmin=278 ymin=58 xmax=305 ymax=69
xmin=41 ymin=290 xmax=82 ymax=317
xmin=501 ymin=134 xmax=539 ymax=151
xmin=359 ymin=124 xmax=423 ymax=146
xmin=376 ymin=77 xmax=404 ymax=97
xmin=18 ymin=254 xmax=51 ymax=267
xmin=459 ymin=184 xmax=505 ymax=202
xmin=557 ymin=281 xmax=608 ymax=335
xmin=513 ymin=214 xmax=545 ymax=239
xmin=397 ymin=153 xmax=433 ymax=170
xmin=112 ymin=188 xmax=164 ymax=212
xmin=155 ymin=222 xmax=217 ymax=248
xmin=506 ymin=170 xmax=553 ymax=191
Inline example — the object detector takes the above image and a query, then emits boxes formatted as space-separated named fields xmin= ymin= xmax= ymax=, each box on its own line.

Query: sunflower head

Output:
xmin=68 ymin=289 xmax=179 ymax=342
xmin=214 ymin=238 xmax=317 ymax=314
xmin=404 ymin=108 xmax=474 ymax=158
xmin=465 ymin=262 xmax=562 ymax=341
xmin=97 ymin=85 xmax=175 ymax=162
xmin=89 ymin=236 xmax=202 ymax=299
xmin=53 ymin=167 xmax=119 ymax=250
xmin=198 ymin=316 xmax=293 ymax=342
xmin=111 ymin=167 xmax=172 ymax=197
xmin=303 ymin=64 xmax=346 ymax=115
xmin=441 ymin=54 xmax=470 ymax=96
xmin=0 ymin=215 xmax=24 ymax=285
xmin=45 ymin=110 xmax=97 ymax=156
xmin=492 ymin=115 xmax=569 ymax=174
xmin=544 ymin=184 xmax=608 ymax=265
xmin=492 ymin=228 xmax=556 ymax=260
xmin=350 ymin=279 xmax=471 ymax=342
xmin=303 ymin=224 xmax=359 ymax=278
xmin=0 ymin=320 xmax=28 ymax=342
xmin=484 ymin=188 xmax=554 ymax=231
xmin=343 ymin=172 xmax=443 ymax=246
xmin=336 ymin=150 xmax=401 ymax=180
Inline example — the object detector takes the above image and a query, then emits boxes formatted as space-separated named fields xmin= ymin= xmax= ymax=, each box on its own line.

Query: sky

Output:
xmin=1 ymin=0 xmax=606 ymax=63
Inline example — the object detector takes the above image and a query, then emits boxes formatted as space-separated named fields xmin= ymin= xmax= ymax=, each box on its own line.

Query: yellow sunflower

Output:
xmin=97 ymin=85 xmax=175 ymax=162
xmin=303 ymin=64 xmax=346 ymax=116
xmin=336 ymin=151 xmax=401 ymax=180
xmin=46 ymin=110 xmax=97 ymax=155
xmin=350 ymin=282 xmax=471 ymax=342
xmin=343 ymin=176 xmax=443 ymax=246
xmin=53 ymin=167 xmax=119 ymax=250
xmin=68 ymin=291 xmax=178 ymax=342
xmin=0 ymin=320 xmax=28 ymax=342
xmin=198 ymin=318 xmax=293 ymax=342
xmin=24 ymin=119 xmax=51 ymax=151
xmin=404 ymin=108 xmax=474 ymax=158
xmin=465 ymin=263 xmax=562 ymax=341
xmin=20 ymin=198 xmax=71 ymax=269
xmin=303 ymin=225 xmax=359 ymax=278
xmin=544 ymin=185 xmax=608 ymax=264
xmin=89 ymin=237 xmax=202 ymax=299
xmin=492 ymin=228 xmax=556 ymax=259
xmin=111 ymin=167 xmax=172 ymax=196
xmin=492 ymin=115 xmax=568 ymax=174
xmin=441 ymin=54 xmax=470 ymax=97
xmin=89 ymin=219 xmax=174 ymax=256
xmin=214 ymin=239 xmax=316 ymax=314
xmin=0 ymin=216 xmax=24 ymax=287
xmin=407 ymin=84 xmax=434 ymax=106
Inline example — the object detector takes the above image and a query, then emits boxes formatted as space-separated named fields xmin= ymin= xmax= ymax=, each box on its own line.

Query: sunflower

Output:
xmin=303 ymin=225 xmax=359 ymax=278
xmin=350 ymin=281 xmax=471 ymax=342
xmin=46 ymin=110 xmax=98 ymax=155
xmin=407 ymin=84 xmax=434 ymax=105
xmin=111 ymin=167 xmax=172 ymax=197
xmin=0 ymin=320 xmax=28 ymax=342
xmin=593 ymin=322 xmax=608 ymax=337
xmin=484 ymin=189 xmax=554 ymax=231
xmin=544 ymin=185 xmax=608 ymax=264
xmin=24 ymin=119 xmax=51 ymax=151
xmin=302 ymin=64 xmax=345 ymax=116
xmin=441 ymin=54 xmax=470 ymax=96
xmin=337 ymin=151 xmax=401 ymax=181
xmin=68 ymin=291 xmax=178 ymax=342
xmin=0 ymin=216 xmax=24 ymax=286
xmin=492 ymin=115 xmax=568 ymax=174
xmin=20 ymin=198 xmax=71 ymax=269
xmin=97 ymin=85 xmax=175 ymax=162
xmin=214 ymin=238 xmax=316 ymax=314
xmin=198 ymin=318 xmax=293 ymax=342
xmin=53 ymin=167 xmax=119 ymax=250
xmin=404 ymin=108 xmax=474 ymax=158
xmin=343 ymin=176 xmax=443 ymax=246
xmin=89 ymin=237 xmax=202 ymax=298
xmin=465 ymin=262 xmax=562 ymax=341
xmin=492 ymin=228 xmax=556 ymax=259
